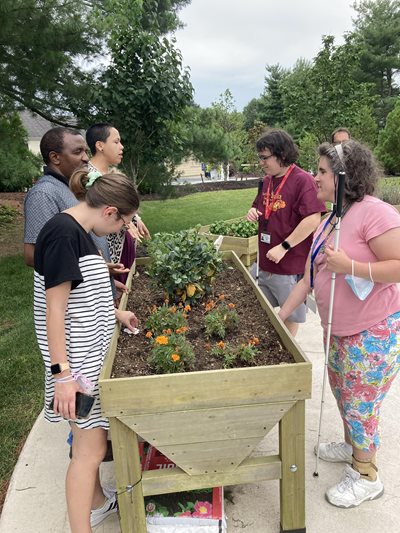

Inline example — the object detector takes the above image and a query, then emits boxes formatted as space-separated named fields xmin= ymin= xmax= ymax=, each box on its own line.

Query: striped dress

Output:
xmin=34 ymin=213 xmax=115 ymax=429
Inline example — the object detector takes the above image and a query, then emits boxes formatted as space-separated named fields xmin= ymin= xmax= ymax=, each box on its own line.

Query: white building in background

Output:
xmin=20 ymin=110 xmax=56 ymax=155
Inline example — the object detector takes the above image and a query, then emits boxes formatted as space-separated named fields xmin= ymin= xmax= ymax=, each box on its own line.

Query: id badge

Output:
xmin=260 ymin=233 xmax=271 ymax=244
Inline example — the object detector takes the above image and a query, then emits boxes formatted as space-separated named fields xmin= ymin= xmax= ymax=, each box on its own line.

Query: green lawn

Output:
xmin=0 ymin=256 xmax=43 ymax=504
xmin=139 ymin=188 xmax=257 ymax=234
xmin=0 ymin=187 xmax=255 ymax=506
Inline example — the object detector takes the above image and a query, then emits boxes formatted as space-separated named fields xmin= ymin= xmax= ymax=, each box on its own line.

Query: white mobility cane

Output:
xmin=255 ymin=178 xmax=264 ymax=284
xmin=313 ymin=170 xmax=346 ymax=477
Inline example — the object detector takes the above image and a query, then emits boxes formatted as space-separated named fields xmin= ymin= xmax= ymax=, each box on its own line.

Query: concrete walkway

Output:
xmin=1 ymin=310 xmax=399 ymax=532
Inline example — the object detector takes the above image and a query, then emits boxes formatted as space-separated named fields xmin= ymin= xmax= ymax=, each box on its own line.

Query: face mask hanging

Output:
xmin=345 ymin=260 xmax=374 ymax=301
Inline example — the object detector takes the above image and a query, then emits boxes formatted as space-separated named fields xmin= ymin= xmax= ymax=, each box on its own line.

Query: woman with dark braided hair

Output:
xmin=34 ymin=169 xmax=140 ymax=531
xmin=279 ymin=140 xmax=400 ymax=508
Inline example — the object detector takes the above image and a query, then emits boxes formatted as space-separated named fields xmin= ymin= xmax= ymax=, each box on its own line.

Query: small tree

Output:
xmin=375 ymin=99 xmax=400 ymax=174
xmin=297 ymin=133 xmax=319 ymax=175
xmin=0 ymin=108 xmax=41 ymax=191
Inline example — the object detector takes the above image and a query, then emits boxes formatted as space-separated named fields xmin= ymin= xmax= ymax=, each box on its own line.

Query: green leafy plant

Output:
xmin=145 ymin=304 xmax=189 ymax=337
xmin=209 ymin=218 xmax=257 ymax=238
xmin=211 ymin=341 xmax=237 ymax=368
xmin=236 ymin=342 xmax=259 ymax=364
xmin=0 ymin=205 xmax=19 ymax=227
xmin=148 ymin=332 xmax=195 ymax=374
xmin=146 ymin=228 xmax=224 ymax=304
xmin=210 ymin=337 xmax=260 ymax=368
xmin=204 ymin=303 xmax=239 ymax=339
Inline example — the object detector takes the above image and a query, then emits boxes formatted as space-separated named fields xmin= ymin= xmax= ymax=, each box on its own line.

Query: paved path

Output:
xmin=1 ymin=310 xmax=399 ymax=532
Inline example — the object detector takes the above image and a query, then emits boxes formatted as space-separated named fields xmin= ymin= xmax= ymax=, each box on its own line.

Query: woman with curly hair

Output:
xmin=279 ymin=139 xmax=400 ymax=508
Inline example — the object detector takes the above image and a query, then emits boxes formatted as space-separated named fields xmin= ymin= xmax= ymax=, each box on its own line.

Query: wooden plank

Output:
xmin=142 ymin=455 xmax=282 ymax=496
xmin=279 ymin=400 xmax=306 ymax=532
xmin=99 ymin=262 xmax=134 ymax=381
xmin=100 ymin=362 xmax=311 ymax=416
xmin=119 ymin=401 xmax=294 ymax=446
xmin=156 ymin=436 xmax=269 ymax=474
xmin=109 ymin=417 xmax=147 ymax=533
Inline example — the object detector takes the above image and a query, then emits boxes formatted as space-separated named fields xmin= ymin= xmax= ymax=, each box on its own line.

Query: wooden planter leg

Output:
xmin=279 ymin=400 xmax=306 ymax=533
xmin=109 ymin=418 xmax=147 ymax=533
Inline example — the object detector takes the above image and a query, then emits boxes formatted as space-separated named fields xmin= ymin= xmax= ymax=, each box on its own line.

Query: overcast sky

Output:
xmin=174 ymin=0 xmax=356 ymax=110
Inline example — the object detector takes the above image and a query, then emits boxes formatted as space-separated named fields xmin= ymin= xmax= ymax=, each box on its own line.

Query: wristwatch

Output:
xmin=50 ymin=362 xmax=70 ymax=375
xmin=281 ymin=240 xmax=291 ymax=251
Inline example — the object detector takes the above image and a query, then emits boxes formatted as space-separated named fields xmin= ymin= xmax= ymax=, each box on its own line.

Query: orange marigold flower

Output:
xmin=218 ymin=294 xmax=225 ymax=301
xmin=155 ymin=335 xmax=169 ymax=345
xmin=166 ymin=328 xmax=172 ymax=335
xmin=217 ymin=341 xmax=225 ymax=349
xmin=252 ymin=337 xmax=260 ymax=345
xmin=205 ymin=300 xmax=216 ymax=312
xmin=228 ymin=303 xmax=236 ymax=309
xmin=171 ymin=353 xmax=180 ymax=362
xmin=184 ymin=304 xmax=191 ymax=312
xmin=145 ymin=331 xmax=153 ymax=338
xmin=169 ymin=306 xmax=177 ymax=314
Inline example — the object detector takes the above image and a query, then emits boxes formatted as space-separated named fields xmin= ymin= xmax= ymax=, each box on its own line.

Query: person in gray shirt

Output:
xmin=24 ymin=127 xmax=128 ymax=286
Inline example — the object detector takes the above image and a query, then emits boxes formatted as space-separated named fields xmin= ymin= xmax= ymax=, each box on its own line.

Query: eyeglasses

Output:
xmin=258 ymin=154 xmax=274 ymax=162
xmin=117 ymin=210 xmax=131 ymax=231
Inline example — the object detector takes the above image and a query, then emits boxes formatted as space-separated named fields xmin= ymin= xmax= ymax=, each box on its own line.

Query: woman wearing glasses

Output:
xmin=34 ymin=169 xmax=140 ymax=531
xmin=246 ymin=128 xmax=325 ymax=337
xmin=279 ymin=140 xmax=400 ymax=508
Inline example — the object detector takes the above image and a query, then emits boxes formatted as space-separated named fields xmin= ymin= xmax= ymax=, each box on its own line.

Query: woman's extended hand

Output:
xmin=106 ymin=262 xmax=130 ymax=276
xmin=325 ymin=245 xmax=352 ymax=274
xmin=115 ymin=309 xmax=139 ymax=331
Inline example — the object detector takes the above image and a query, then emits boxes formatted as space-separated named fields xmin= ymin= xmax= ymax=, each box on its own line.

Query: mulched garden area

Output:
xmin=112 ymin=263 xmax=294 ymax=378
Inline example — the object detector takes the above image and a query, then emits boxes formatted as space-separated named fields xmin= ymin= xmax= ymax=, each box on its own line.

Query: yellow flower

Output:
xmin=184 ymin=304 xmax=191 ymax=312
xmin=171 ymin=353 xmax=180 ymax=362
xmin=217 ymin=341 xmax=225 ymax=349
xmin=155 ymin=335 xmax=169 ymax=345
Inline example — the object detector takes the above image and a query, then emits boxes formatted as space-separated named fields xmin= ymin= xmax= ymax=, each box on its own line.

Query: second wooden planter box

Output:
xmin=99 ymin=252 xmax=312 ymax=533
xmin=199 ymin=218 xmax=257 ymax=266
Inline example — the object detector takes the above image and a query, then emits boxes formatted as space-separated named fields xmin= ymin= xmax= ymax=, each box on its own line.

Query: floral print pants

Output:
xmin=328 ymin=311 xmax=400 ymax=452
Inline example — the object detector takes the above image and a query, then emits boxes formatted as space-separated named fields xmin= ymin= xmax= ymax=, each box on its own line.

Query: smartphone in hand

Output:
xmin=48 ymin=392 xmax=95 ymax=419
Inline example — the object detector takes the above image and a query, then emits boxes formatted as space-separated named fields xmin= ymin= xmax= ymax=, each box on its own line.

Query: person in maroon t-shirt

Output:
xmin=247 ymin=129 xmax=325 ymax=337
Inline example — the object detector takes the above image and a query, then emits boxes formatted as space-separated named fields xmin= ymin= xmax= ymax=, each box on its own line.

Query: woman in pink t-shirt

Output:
xmin=279 ymin=139 xmax=400 ymax=509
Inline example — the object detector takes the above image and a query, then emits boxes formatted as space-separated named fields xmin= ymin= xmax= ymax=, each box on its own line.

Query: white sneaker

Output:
xmin=314 ymin=441 xmax=352 ymax=463
xmin=326 ymin=464 xmax=384 ymax=508
xmin=90 ymin=491 xmax=118 ymax=527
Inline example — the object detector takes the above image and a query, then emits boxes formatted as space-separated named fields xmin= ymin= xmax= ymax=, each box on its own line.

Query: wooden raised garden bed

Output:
xmin=99 ymin=252 xmax=312 ymax=533
xmin=199 ymin=218 xmax=258 ymax=267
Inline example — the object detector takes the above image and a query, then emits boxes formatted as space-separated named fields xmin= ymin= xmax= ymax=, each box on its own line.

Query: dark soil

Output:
xmin=112 ymin=263 xmax=294 ymax=378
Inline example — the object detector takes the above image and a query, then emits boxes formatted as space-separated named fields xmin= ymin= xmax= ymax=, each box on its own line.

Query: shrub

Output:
xmin=0 ymin=205 xmax=19 ymax=227
xmin=146 ymin=228 xmax=224 ymax=304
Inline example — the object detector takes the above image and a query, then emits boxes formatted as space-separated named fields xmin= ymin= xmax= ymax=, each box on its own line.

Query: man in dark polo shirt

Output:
xmin=247 ymin=129 xmax=325 ymax=337
xmin=23 ymin=127 xmax=121 ymax=272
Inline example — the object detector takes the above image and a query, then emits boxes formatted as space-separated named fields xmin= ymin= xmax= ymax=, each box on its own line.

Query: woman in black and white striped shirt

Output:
xmin=34 ymin=168 xmax=139 ymax=532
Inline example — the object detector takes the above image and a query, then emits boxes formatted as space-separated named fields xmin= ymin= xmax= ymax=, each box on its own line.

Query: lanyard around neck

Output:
xmin=310 ymin=204 xmax=350 ymax=288
xmin=263 ymin=164 xmax=294 ymax=220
